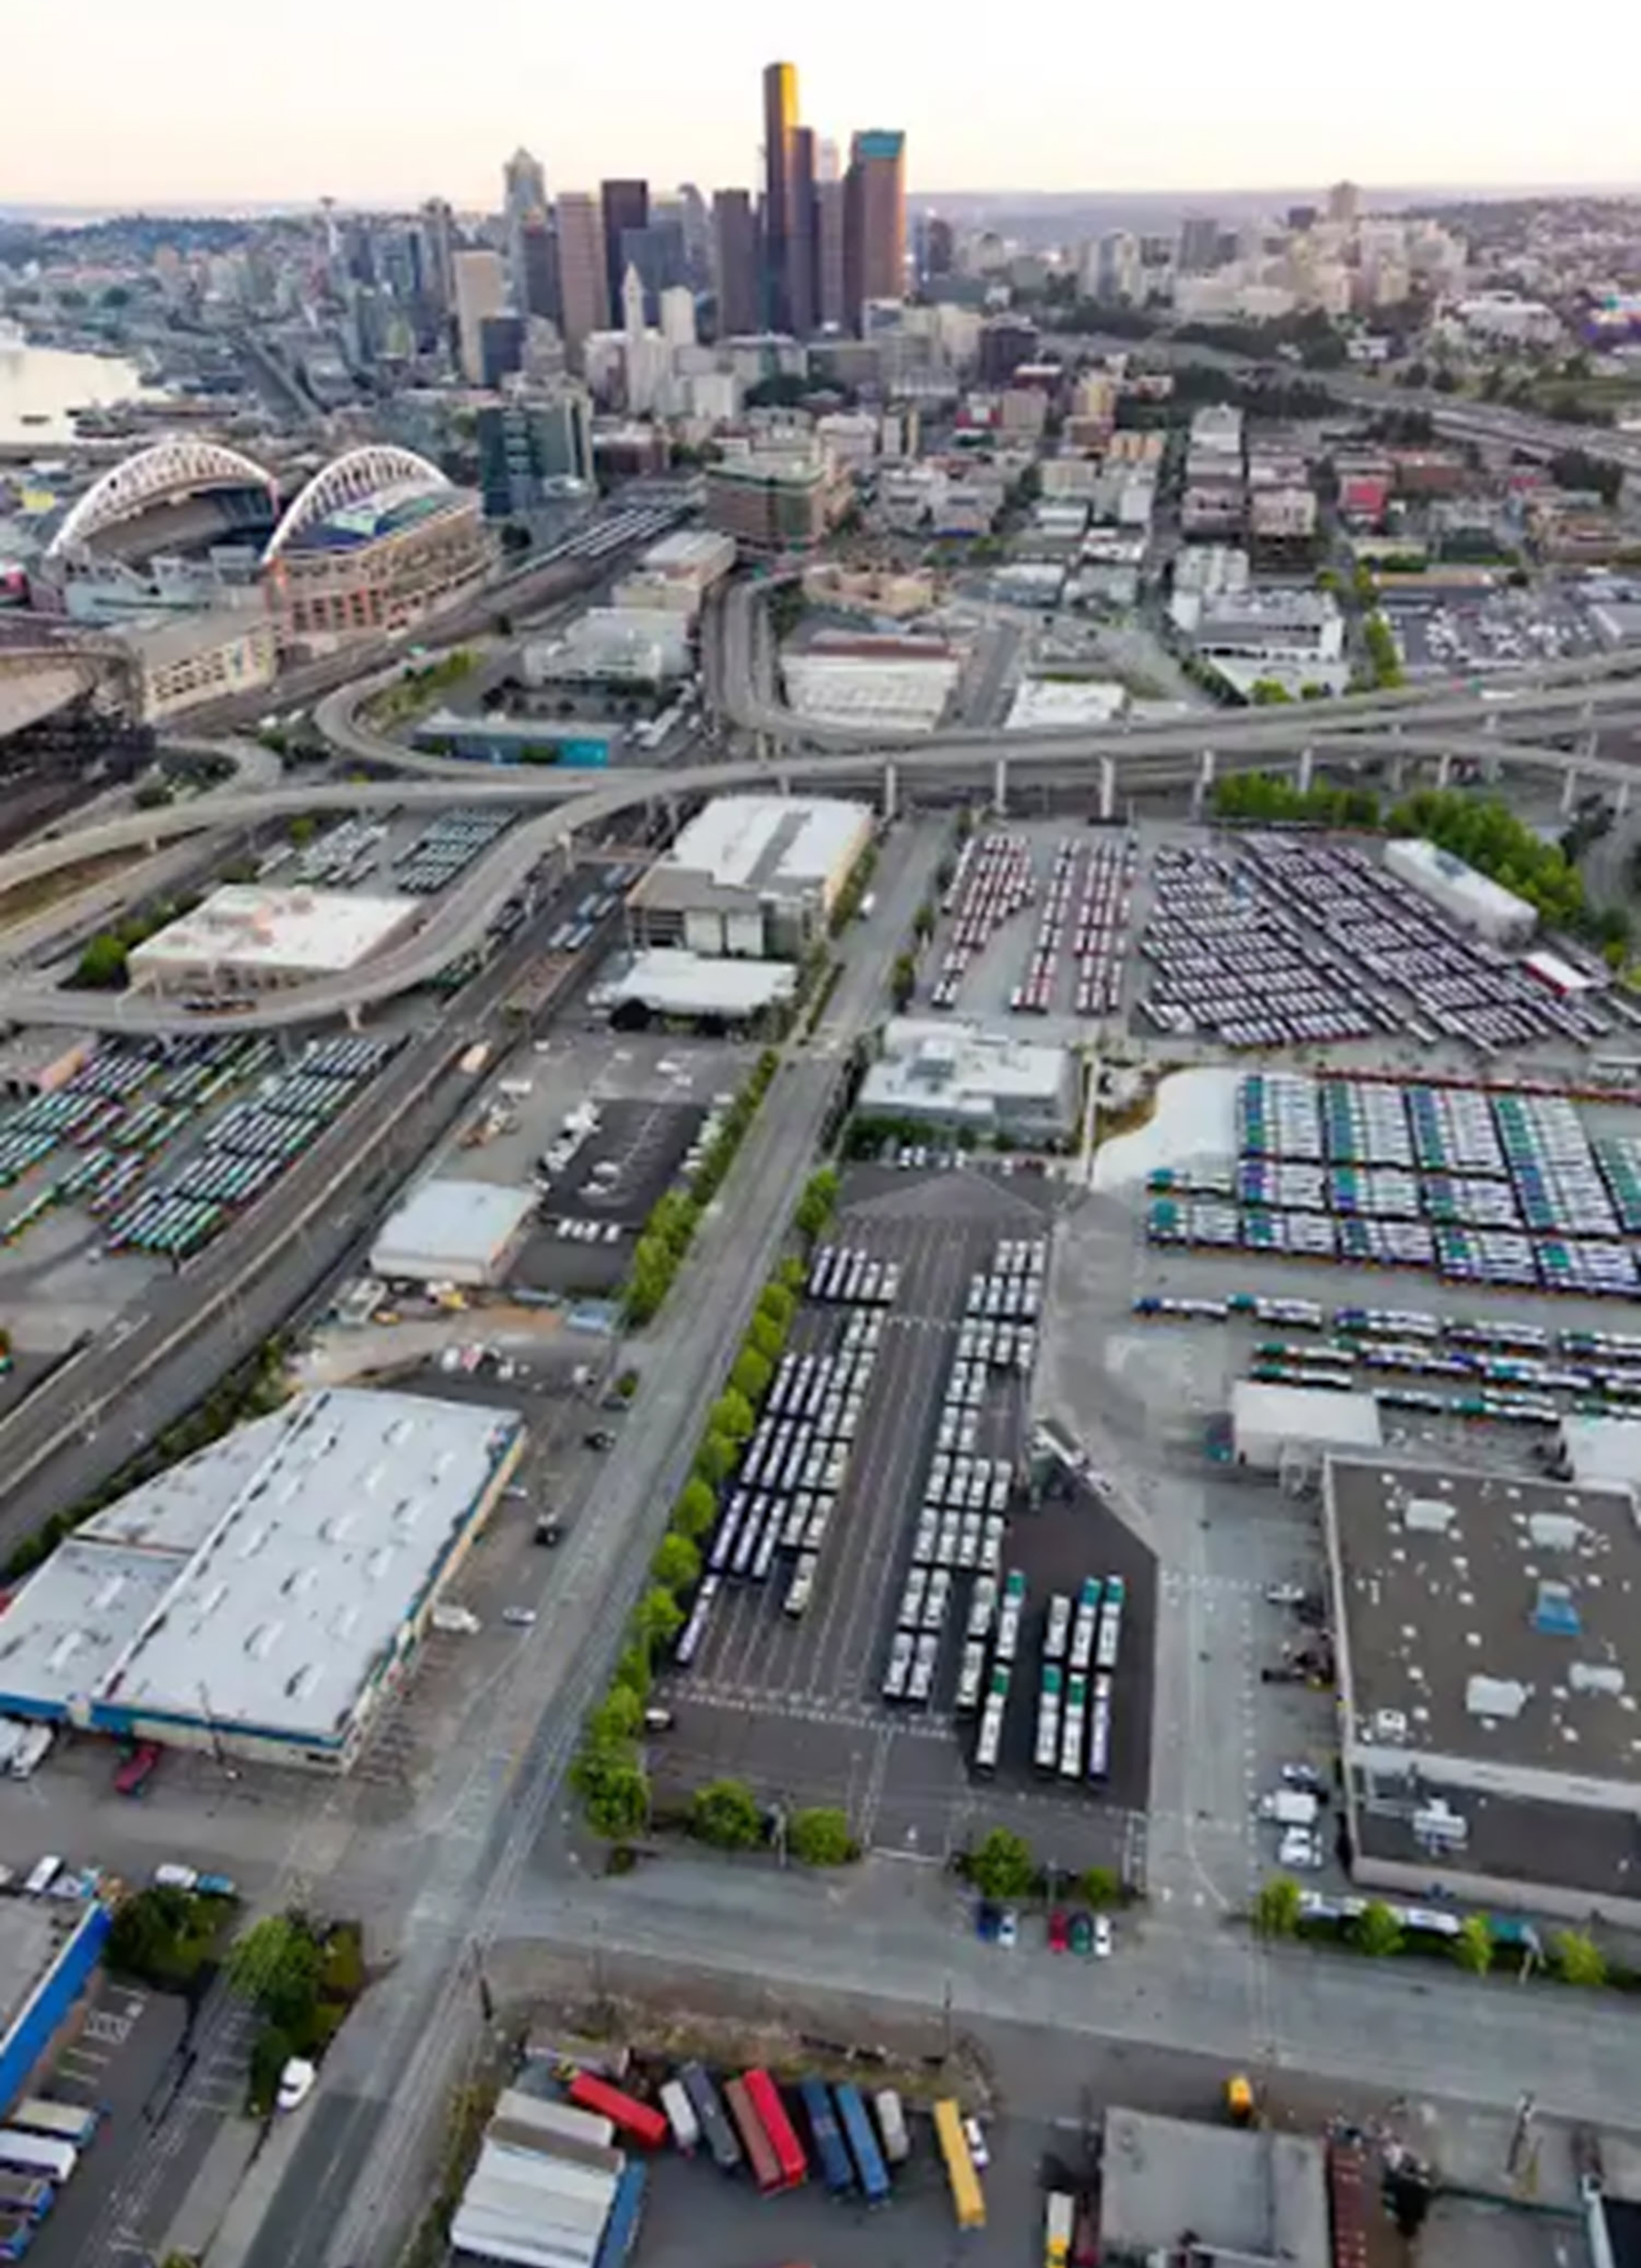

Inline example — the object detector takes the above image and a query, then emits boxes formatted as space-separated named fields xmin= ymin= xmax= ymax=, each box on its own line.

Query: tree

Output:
xmin=1453 ymin=1914 xmax=1493 ymax=1976
xmin=226 ymin=1912 xmax=325 ymax=2029
xmin=652 ymin=1532 xmax=702 ymax=1594
xmin=707 ymin=1389 xmax=756 ymax=1443
xmin=690 ymin=1778 xmax=766 ymax=1850
xmin=787 ymin=1808 xmax=856 ymax=1866
xmin=730 ymin=1347 xmax=773 ymax=1406
xmin=1553 ymin=1928 xmax=1607 ymax=1988
xmin=573 ymin=1745 xmax=650 ymax=1838
xmin=890 ymin=953 xmax=916 ymax=1009
xmin=913 ymin=900 xmax=936 ymax=943
xmin=673 ymin=1478 xmax=718 ymax=1540
xmin=631 ymin=1585 xmax=684 ymax=1652
xmin=287 ymin=815 xmax=318 ymax=847
xmin=75 ymin=933 xmax=129 ymax=989
xmin=588 ymin=1686 xmax=643 ymax=1746
xmin=1353 ymin=1900 xmax=1405 ymax=1959
xmin=1079 ymin=1864 xmax=1120 ymax=1910
xmin=746 ymin=1310 xmax=786 ymax=1363
xmin=1253 ymin=1876 xmax=1303 ymax=1938
xmin=694 ymin=1433 xmax=738 ymax=1488
xmin=1249 ymin=678 xmax=1293 ymax=705
xmin=795 ymin=1168 xmax=841 ymax=1240
xmin=610 ymin=1644 xmax=652 ymax=1699
xmin=757 ymin=1282 xmax=796 ymax=1333
xmin=966 ymin=1828 xmax=1035 ymax=1902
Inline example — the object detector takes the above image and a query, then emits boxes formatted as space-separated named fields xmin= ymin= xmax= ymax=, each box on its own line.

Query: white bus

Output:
xmin=0 ymin=2132 xmax=75 ymax=2183
xmin=1088 ymin=1674 xmax=1113 ymax=1782
xmin=11 ymin=2100 xmax=98 ymax=2148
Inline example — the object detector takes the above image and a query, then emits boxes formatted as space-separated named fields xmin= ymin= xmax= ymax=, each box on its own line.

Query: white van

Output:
xmin=23 ymin=1858 xmax=61 ymax=1898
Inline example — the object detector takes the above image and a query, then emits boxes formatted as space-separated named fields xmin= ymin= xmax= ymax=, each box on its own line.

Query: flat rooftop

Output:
xmin=862 ymin=1017 xmax=1074 ymax=1125
xmin=1005 ymin=677 xmax=1126 ymax=732
xmin=642 ymin=795 xmax=870 ymax=898
xmin=1326 ymin=1455 xmax=1641 ymax=1789
xmin=129 ymin=885 xmax=418 ymax=979
xmin=1099 ymin=2107 xmax=1330 ymax=2267
xmin=0 ymin=1387 xmax=523 ymax=1746
xmin=593 ymin=948 xmax=797 ymax=1019
xmin=371 ymin=1179 xmax=536 ymax=1276
xmin=0 ymin=1901 xmax=79 ymax=2045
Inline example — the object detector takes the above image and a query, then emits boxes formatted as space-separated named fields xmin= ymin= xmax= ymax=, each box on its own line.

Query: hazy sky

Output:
xmin=7 ymin=0 xmax=1638 ymax=209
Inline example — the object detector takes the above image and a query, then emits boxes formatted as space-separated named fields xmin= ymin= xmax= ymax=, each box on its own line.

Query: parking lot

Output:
xmin=924 ymin=827 xmax=1139 ymax=1028
xmin=656 ymin=1170 xmax=1150 ymax=1877
xmin=1384 ymin=587 xmax=1607 ymax=678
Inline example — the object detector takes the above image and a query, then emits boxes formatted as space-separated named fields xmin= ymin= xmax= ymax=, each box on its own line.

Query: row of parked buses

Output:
xmin=0 ymin=2098 xmax=106 ymax=2256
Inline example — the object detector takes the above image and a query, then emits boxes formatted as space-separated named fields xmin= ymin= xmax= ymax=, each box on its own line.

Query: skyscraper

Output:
xmin=843 ymin=129 xmax=906 ymax=332
xmin=713 ymin=190 xmax=759 ymax=337
xmin=761 ymin=60 xmax=800 ymax=331
xmin=418 ymin=198 xmax=455 ymax=329
xmin=503 ymin=148 xmax=548 ymax=309
xmin=600 ymin=180 xmax=649 ymax=325
xmin=816 ymin=177 xmax=846 ymax=329
xmin=788 ymin=126 xmax=817 ymax=338
xmin=517 ymin=212 xmax=560 ymax=321
xmin=453 ymin=247 xmax=507 ymax=384
xmin=554 ymin=193 xmax=609 ymax=364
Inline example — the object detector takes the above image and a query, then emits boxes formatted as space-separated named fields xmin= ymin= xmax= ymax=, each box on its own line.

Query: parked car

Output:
xmin=1265 ymin=1582 xmax=1307 ymax=1607
xmin=501 ymin=1605 xmax=537 ymax=1628
xmin=1068 ymin=1911 xmax=1094 ymax=1956
xmin=1092 ymin=1913 xmax=1113 ymax=1959
xmin=1048 ymin=1908 xmax=1069 ymax=1954
xmin=1280 ymin=1762 xmax=1327 ymax=1794
xmin=996 ymin=1908 xmax=1018 ymax=1951
xmin=963 ymin=2115 xmax=990 ymax=2170
xmin=975 ymin=1899 xmax=1000 ymax=1943
xmin=277 ymin=2057 xmax=316 ymax=2111
xmin=584 ymin=1429 xmax=616 ymax=1451
xmin=642 ymin=1706 xmax=674 ymax=1733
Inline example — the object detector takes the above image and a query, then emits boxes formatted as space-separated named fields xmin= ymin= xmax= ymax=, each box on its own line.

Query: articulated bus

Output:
xmin=933 ymin=2098 xmax=986 ymax=2231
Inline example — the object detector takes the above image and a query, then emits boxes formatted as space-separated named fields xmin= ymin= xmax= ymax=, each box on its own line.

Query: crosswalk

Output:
xmin=682 ymin=1678 xmax=955 ymax=1745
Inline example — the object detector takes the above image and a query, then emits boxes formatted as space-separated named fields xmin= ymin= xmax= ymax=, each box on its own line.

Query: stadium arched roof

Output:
xmin=262 ymin=446 xmax=451 ymax=564
xmin=48 ymin=438 xmax=277 ymax=560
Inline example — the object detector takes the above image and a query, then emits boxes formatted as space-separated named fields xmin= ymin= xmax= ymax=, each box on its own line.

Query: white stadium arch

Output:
xmin=261 ymin=446 xmax=451 ymax=563
xmin=47 ymin=438 xmax=277 ymax=559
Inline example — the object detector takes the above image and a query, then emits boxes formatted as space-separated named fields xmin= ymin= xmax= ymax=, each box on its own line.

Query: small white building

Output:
xmin=1231 ymin=1380 xmax=1382 ymax=1473
xmin=593 ymin=948 xmax=798 ymax=1026
xmin=523 ymin=607 xmax=691 ymax=684
xmin=128 ymin=885 xmax=418 ymax=996
xmin=370 ymin=1178 xmax=537 ymax=1287
xmin=1382 ymin=837 xmax=1538 ymax=948
xmin=627 ymin=792 xmax=872 ymax=960
xmin=860 ymin=1018 xmax=1079 ymax=1145
xmin=1005 ymin=678 xmax=1127 ymax=732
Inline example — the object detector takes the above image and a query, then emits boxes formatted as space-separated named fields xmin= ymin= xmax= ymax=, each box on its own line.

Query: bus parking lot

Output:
xmin=655 ymin=1169 xmax=1151 ymax=1876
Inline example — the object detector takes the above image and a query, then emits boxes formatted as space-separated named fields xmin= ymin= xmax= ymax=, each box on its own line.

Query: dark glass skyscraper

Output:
xmin=761 ymin=60 xmax=800 ymax=331
xmin=599 ymin=179 xmax=650 ymax=320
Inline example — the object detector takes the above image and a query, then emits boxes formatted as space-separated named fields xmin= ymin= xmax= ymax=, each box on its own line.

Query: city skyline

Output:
xmin=5 ymin=0 xmax=1640 ymax=210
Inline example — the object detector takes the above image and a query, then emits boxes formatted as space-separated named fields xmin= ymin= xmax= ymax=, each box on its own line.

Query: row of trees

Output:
xmin=1254 ymin=1876 xmax=1610 ymax=1984
xmin=74 ymin=890 xmax=202 ymax=990
xmin=623 ymin=1049 xmax=779 ymax=1326
xmin=1386 ymin=787 xmax=1587 ymax=933
xmin=684 ymin=1778 xmax=856 ymax=1865
xmin=1213 ymin=772 xmax=1380 ymax=830
xmin=1360 ymin=612 xmax=1405 ymax=691
xmin=962 ymin=1826 xmax=1122 ymax=1910
xmin=574 ymin=1261 xmax=812 ymax=1840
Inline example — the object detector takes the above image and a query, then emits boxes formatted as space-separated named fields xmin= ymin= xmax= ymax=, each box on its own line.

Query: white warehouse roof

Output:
xmin=1006 ymin=678 xmax=1127 ymax=732
xmin=1232 ymin=1380 xmax=1382 ymax=1468
xmin=661 ymin=794 xmax=871 ymax=894
xmin=862 ymin=1016 xmax=1077 ymax=1135
xmin=0 ymin=1388 xmax=523 ymax=1758
xmin=1557 ymin=1415 xmax=1641 ymax=1491
xmin=1383 ymin=836 xmax=1538 ymax=942
xmin=129 ymin=885 xmax=418 ymax=985
xmin=592 ymin=947 xmax=797 ymax=1021
xmin=370 ymin=1178 xmax=537 ymax=1286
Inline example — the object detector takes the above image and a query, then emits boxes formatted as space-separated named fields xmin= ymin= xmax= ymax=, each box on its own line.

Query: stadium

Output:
xmin=42 ymin=437 xmax=281 ymax=619
xmin=260 ymin=444 xmax=491 ymax=655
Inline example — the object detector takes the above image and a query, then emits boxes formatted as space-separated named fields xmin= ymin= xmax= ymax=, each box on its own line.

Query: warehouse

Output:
xmin=128 ymin=885 xmax=419 ymax=996
xmin=522 ymin=609 xmax=692 ymax=686
xmin=781 ymin=634 xmax=963 ymax=735
xmin=1005 ymin=677 xmax=1127 ymax=732
xmin=1324 ymin=1454 xmax=1641 ymax=1923
xmin=591 ymin=947 xmax=798 ymax=1028
xmin=0 ymin=1387 xmax=524 ymax=1769
xmin=1230 ymin=1380 xmax=1382 ymax=1474
xmin=627 ymin=793 xmax=872 ymax=960
xmin=370 ymin=1177 xmax=538 ymax=1288
xmin=611 ymin=527 xmax=736 ymax=619
xmin=1381 ymin=837 xmax=1538 ymax=948
xmin=859 ymin=1017 xmax=1079 ymax=1144
xmin=0 ymin=1902 xmax=110 ymax=2121
xmin=1099 ymin=2108 xmax=1329 ymax=2268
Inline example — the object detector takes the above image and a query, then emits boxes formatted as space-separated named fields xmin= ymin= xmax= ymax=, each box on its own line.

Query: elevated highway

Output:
xmin=0 ymin=711 xmax=1631 ymax=1034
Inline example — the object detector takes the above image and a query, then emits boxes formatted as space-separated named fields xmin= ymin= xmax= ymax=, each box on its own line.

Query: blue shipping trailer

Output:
xmin=593 ymin=2162 xmax=645 ymax=2268
xmin=799 ymin=2077 xmax=853 ymax=2197
xmin=833 ymin=2081 xmax=891 ymax=2204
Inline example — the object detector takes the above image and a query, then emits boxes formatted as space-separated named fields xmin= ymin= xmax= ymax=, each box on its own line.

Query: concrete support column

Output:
xmin=882 ymin=759 xmax=899 ymax=822
xmin=1099 ymin=756 xmax=1116 ymax=823
xmin=1192 ymin=747 xmax=1216 ymax=820
xmin=561 ymin=829 xmax=576 ymax=876
xmin=1297 ymin=746 xmax=1314 ymax=795
xmin=1436 ymin=752 xmax=1452 ymax=790
xmin=346 ymin=1002 xmax=362 ymax=1031
xmin=993 ymin=752 xmax=1008 ymax=816
xmin=1560 ymin=766 xmax=1579 ymax=818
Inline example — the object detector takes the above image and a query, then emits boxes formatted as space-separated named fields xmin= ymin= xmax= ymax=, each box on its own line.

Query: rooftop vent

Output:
xmin=1405 ymin=1498 xmax=1455 ymax=1533
xmin=1532 ymin=1581 xmax=1582 ymax=1637
xmin=1569 ymin=1663 xmax=1625 ymax=1697
xmin=1466 ymin=1674 xmax=1529 ymax=1719
xmin=1528 ymin=1512 xmax=1585 ymax=1552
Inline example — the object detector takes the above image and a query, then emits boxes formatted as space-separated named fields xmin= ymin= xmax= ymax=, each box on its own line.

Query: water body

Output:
xmin=0 ymin=338 xmax=163 ymax=446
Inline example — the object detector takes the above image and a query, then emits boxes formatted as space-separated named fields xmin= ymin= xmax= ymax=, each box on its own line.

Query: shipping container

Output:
xmin=565 ymin=2071 xmax=667 ymax=2151
xmin=835 ymin=2081 xmax=891 ymax=2204
xmin=658 ymin=2078 xmax=699 ymax=2155
xmin=742 ymin=2070 xmax=806 ymax=2190
xmin=679 ymin=2061 xmax=740 ymax=2174
xmin=592 ymin=2161 xmax=646 ymax=2268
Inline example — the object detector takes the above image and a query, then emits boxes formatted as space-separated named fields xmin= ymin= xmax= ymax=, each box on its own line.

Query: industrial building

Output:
xmin=1323 ymin=1454 xmax=1641 ymax=1923
xmin=123 ymin=608 xmax=278 ymax=725
xmin=859 ymin=1018 xmax=1079 ymax=1145
xmin=611 ymin=528 xmax=735 ymax=619
xmin=0 ymin=1902 xmax=110 ymax=2122
xmin=370 ymin=1178 xmax=538 ymax=1287
xmin=1099 ymin=2108 xmax=1329 ymax=2268
xmin=1382 ymin=836 xmax=1539 ymax=947
xmin=128 ymin=885 xmax=419 ymax=996
xmin=627 ymin=793 xmax=872 ymax=960
xmin=523 ymin=609 xmax=692 ymax=686
xmin=592 ymin=948 xmax=798 ymax=1028
xmin=1005 ymin=678 xmax=1127 ymax=732
xmin=0 ymin=1387 xmax=524 ymax=1770
xmin=1230 ymin=1380 xmax=1382 ymax=1474
xmin=781 ymin=633 xmax=962 ymax=734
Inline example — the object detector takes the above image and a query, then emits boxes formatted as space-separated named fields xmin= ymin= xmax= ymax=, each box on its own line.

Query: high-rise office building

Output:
xmin=843 ymin=129 xmax=906 ymax=332
xmin=619 ymin=219 xmax=686 ymax=323
xmin=554 ymin=193 xmax=609 ymax=363
xmin=1327 ymin=180 xmax=1362 ymax=227
xmin=787 ymin=126 xmax=818 ymax=338
xmin=418 ymin=198 xmax=455 ymax=329
xmin=479 ymin=313 xmax=525 ymax=389
xmin=816 ymin=177 xmax=846 ymax=328
xmin=761 ymin=60 xmax=800 ymax=331
xmin=1178 ymin=214 xmax=1223 ymax=274
xmin=713 ymin=189 xmax=759 ymax=336
xmin=504 ymin=147 xmax=547 ymax=302
xmin=517 ymin=212 xmax=560 ymax=321
xmin=600 ymin=180 xmax=649 ymax=323
xmin=453 ymin=247 xmax=507 ymax=383
xmin=476 ymin=389 xmax=593 ymax=518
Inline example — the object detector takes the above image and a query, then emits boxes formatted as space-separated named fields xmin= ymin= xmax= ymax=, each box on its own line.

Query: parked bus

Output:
xmin=872 ymin=2087 xmax=910 ymax=2167
xmin=564 ymin=2071 xmax=668 ymax=2151
xmin=592 ymin=2160 xmax=646 ymax=2268
xmin=799 ymin=2078 xmax=852 ymax=2196
xmin=933 ymin=2098 xmax=986 ymax=2231
xmin=0 ymin=2134 xmax=74 ymax=2185
xmin=834 ymin=2081 xmax=891 ymax=2204
xmin=0 ymin=2173 xmax=52 ymax=2222
xmin=658 ymin=2079 xmax=698 ymax=2155
xmin=678 ymin=2061 xmax=740 ymax=2175
xmin=1088 ymin=1673 xmax=1113 ymax=1783
xmin=10 ymin=2103 xmax=98 ymax=2149
xmin=742 ymin=2070 xmax=806 ymax=2191
xmin=723 ymin=2076 xmax=782 ymax=2194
